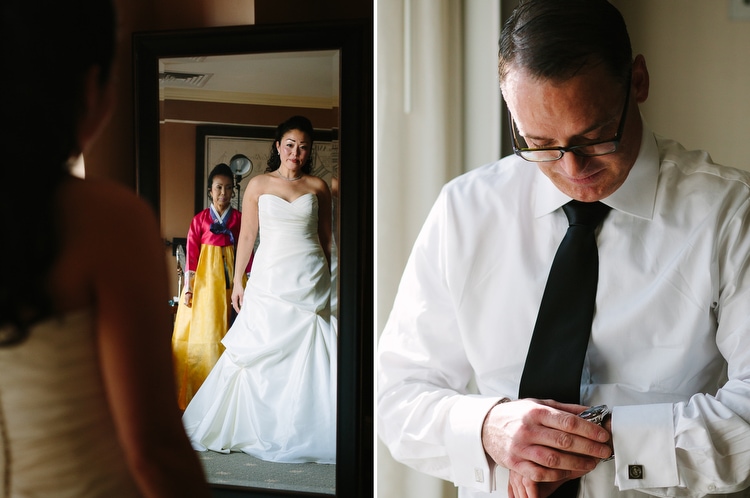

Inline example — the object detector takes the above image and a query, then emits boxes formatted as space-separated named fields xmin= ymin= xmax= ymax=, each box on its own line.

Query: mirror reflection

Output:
xmin=158 ymin=51 xmax=340 ymax=495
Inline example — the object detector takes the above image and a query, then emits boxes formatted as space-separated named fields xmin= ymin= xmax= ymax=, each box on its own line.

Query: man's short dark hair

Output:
xmin=499 ymin=0 xmax=632 ymax=86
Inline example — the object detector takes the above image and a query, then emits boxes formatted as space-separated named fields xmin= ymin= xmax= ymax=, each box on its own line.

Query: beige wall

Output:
xmin=611 ymin=0 xmax=750 ymax=172
xmin=82 ymin=0 xmax=256 ymax=186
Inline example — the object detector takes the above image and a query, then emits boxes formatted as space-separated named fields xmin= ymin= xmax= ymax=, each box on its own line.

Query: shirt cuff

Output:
xmin=446 ymin=395 xmax=507 ymax=493
xmin=612 ymin=403 xmax=679 ymax=490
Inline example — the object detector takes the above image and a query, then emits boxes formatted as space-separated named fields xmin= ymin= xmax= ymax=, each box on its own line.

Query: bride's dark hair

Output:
xmin=265 ymin=115 xmax=315 ymax=174
xmin=0 ymin=0 xmax=117 ymax=343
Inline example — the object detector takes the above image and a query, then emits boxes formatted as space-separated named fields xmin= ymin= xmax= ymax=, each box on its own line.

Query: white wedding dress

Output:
xmin=0 ymin=311 xmax=141 ymax=497
xmin=182 ymin=193 xmax=337 ymax=464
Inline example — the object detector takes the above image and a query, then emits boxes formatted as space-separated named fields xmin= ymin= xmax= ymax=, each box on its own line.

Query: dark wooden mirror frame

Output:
xmin=133 ymin=20 xmax=373 ymax=498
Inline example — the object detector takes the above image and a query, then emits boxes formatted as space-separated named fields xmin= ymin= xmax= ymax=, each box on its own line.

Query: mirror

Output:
xmin=133 ymin=21 xmax=372 ymax=498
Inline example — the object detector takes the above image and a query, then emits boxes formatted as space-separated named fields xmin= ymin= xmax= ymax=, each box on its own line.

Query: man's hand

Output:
xmin=481 ymin=399 xmax=612 ymax=486
xmin=507 ymin=468 xmax=590 ymax=498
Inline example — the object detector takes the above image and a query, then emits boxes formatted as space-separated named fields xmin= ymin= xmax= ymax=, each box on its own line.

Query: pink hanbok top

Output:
xmin=185 ymin=207 xmax=252 ymax=273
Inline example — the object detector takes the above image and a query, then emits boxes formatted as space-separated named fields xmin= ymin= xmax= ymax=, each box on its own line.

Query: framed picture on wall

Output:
xmin=195 ymin=124 xmax=338 ymax=212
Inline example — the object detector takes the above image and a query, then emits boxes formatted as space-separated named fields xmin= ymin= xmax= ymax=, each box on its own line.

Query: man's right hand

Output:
xmin=481 ymin=399 xmax=612 ymax=486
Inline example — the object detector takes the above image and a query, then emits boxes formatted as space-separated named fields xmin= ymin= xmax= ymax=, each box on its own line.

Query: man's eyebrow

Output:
xmin=513 ymin=105 xmax=621 ymax=141
xmin=522 ymin=114 xmax=616 ymax=141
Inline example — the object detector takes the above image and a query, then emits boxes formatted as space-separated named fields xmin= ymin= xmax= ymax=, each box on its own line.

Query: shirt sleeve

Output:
xmin=377 ymin=189 xmax=508 ymax=493
xmin=612 ymin=195 xmax=750 ymax=496
xmin=611 ymin=403 xmax=679 ymax=490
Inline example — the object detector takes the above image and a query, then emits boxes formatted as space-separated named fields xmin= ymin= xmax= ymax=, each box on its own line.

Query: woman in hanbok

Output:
xmin=172 ymin=163 xmax=252 ymax=410
xmin=182 ymin=116 xmax=337 ymax=464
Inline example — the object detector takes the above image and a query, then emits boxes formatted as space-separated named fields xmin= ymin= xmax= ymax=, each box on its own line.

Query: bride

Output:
xmin=182 ymin=115 xmax=336 ymax=464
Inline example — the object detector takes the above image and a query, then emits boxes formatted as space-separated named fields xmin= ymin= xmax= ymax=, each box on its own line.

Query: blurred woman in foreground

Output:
xmin=0 ymin=1 xmax=211 ymax=496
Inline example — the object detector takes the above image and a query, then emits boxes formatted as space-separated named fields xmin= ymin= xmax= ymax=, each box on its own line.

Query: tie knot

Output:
xmin=562 ymin=200 xmax=611 ymax=228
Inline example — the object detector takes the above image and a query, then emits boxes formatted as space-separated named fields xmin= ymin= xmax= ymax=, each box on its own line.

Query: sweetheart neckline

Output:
xmin=259 ymin=192 xmax=315 ymax=204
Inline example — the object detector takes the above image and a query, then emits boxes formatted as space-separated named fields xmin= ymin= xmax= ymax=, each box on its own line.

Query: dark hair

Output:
xmin=206 ymin=163 xmax=234 ymax=196
xmin=265 ymin=115 xmax=315 ymax=174
xmin=1 ymin=0 xmax=117 ymax=340
xmin=498 ymin=0 xmax=632 ymax=87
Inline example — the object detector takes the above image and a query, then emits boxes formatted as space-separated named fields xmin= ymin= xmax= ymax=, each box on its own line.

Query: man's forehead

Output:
xmin=502 ymin=65 xmax=620 ymax=106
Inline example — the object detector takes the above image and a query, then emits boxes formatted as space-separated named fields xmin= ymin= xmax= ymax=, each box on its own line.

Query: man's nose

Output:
xmin=558 ymin=152 xmax=590 ymax=177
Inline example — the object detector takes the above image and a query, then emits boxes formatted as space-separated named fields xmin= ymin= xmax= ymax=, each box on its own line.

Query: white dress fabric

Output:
xmin=0 ymin=311 xmax=141 ymax=497
xmin=183 ymin=193 xmax=337 ymax=464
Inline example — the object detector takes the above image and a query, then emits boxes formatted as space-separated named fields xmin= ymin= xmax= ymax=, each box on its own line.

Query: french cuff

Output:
xmin=612 ymin=403 xmax=679 ymax=490
xmin=446 ymin=395 xmax=508 ymax=493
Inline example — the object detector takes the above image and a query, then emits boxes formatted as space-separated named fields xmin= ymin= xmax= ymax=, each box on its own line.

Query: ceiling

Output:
xmin=158 ymin=50 xmax=340 ymax=108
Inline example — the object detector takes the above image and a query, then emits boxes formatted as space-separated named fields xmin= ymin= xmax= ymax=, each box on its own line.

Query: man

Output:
xmin=377 ymin=1 xmax=750 ymax=497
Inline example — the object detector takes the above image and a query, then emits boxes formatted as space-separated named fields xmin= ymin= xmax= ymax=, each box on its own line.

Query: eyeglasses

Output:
xmin=508 ymin=79 xmax=631 ymax=163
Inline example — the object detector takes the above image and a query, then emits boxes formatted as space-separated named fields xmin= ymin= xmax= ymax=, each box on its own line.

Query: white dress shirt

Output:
xmin=377 ymin=127 xmax=750 ymax=497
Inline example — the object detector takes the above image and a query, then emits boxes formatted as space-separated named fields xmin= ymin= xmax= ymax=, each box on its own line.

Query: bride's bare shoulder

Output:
xmin=309 ymin=175 xmax=331 ymax=198
xmin=51 ymin=176 xmax=164 ymax=311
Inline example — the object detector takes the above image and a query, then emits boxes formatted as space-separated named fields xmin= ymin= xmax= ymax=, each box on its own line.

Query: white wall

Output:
xmin=611 ymin=0 xmax=750 ymax=171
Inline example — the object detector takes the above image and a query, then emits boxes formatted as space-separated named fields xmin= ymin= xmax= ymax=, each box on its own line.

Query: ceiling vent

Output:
xmin=159 ymin=71 xmax=213 ymax=88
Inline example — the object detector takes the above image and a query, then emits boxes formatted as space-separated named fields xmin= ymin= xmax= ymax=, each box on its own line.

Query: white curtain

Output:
xmin=376 ymin=0 xmax=501 ymax=496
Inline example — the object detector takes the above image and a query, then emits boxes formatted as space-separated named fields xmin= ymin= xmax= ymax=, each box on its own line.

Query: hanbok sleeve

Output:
xmin=186 ymin=210 xmax=205 ymax=272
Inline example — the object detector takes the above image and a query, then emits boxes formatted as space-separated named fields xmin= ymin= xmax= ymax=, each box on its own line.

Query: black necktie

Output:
xmin=518 ymin=200 xmax=611 ymax=497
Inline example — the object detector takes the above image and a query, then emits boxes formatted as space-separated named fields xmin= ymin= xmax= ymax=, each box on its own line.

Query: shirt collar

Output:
xmin=534 ymin=120 xmax=658 ymax=220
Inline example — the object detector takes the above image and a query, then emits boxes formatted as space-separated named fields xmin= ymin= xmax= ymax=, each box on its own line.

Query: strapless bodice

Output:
xmin=0 ymin=311 xmax=140 ymax=497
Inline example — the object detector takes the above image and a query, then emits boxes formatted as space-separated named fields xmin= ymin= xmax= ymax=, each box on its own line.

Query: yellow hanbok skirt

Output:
xmin=172 ymin=244 xmax=245 ymax=410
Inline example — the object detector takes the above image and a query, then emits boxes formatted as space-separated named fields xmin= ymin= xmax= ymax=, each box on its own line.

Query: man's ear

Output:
xmin=632 ymin=54 xmax=649 ymax=104
xmin=76 ymin=66 xmax=115 ymax=155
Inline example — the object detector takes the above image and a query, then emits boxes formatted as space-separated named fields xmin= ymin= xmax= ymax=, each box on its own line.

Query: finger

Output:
xmin=508 ymin=473 xmax=525 ymax=498
xmin=515 ymin=473 xmax=540 ymax=498
xmin=537 ymin=399 xmax=588 ymax=411
xmin=538 ymin=400 xmax=611 ymax=442
xmin=521 ymin=474 xmax=540 ymax=498
xmin=512 ymin=456 xmax=578 ymax=483
xmin=522 ymin=443 xmax=601 ymax=476
xmin=552 ymin=435 xmax=609 ymax=464
xmin=507 ymin=481 xmax=516 ymax=498
xmin=507 ymin=412 xmax=609 ymax=467
xmin=530 ymin=407 xmax=611 ymax=459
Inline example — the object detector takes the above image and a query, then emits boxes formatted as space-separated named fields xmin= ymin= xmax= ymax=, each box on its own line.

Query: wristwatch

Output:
xmin=578 ymin=404 xmax=611 ymax=426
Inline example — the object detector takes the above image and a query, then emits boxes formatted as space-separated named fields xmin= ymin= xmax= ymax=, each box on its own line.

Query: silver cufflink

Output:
xmin=628 ymin=464 xmax=644 ymax=479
